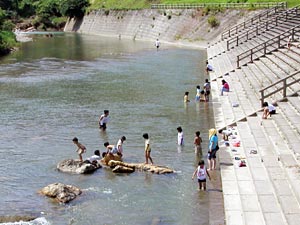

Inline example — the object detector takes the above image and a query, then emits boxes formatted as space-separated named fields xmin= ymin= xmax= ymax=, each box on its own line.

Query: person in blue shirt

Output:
xmin=207 ymin=128 xmax=219 ymax=170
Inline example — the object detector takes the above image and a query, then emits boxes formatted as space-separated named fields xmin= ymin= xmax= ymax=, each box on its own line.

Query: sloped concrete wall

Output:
xmin=64 ymin=9 xmax=256 ymax=45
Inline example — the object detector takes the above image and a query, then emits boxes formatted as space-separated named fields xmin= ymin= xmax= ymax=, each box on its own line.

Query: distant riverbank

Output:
xmin=64 ymin=8 xmax=259 ymax=47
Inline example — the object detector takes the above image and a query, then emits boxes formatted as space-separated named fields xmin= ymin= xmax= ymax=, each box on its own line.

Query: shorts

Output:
xmin=270 ymin=110 xmax=276 ymax=115
xmin=145 ymin=149 xmax=151 ymax=153
xmin=77 ymin=149 xmax=84 ymax=155
xmin=207 ymin=149 xmax=217 ymax=160
xmin=198 ymin=178 xmax=206 ymax=183
xmin=205 ymin=91 xmax=210 ymax=96
xmin=110 ymin=147 xmax=118 ymax=154
xmin=100 ymin=123 xmax=107 ymax=130
xmin=195 ymin=145 xmax=202 ymax=154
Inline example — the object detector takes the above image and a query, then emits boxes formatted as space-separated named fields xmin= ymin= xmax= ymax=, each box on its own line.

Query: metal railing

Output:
xmin=221 ymin=2 xmax=287 ymax=40
xmin=237 ymin=25 xmax=300 ymax=68
xmin=259 ymin=70 xmax=300 ymax=106
xmin=151 ymin=2 xmax=286 ymax=10
xmin=226 ymin=5 xmax=300 ymax=51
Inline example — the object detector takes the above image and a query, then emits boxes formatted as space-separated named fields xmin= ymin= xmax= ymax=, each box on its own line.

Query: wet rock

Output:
xmin=0 ymin=215 xmax=36 ymax=223
xmin=108 ymin=160 xmax=174 ymax=174
xmin=57 ymin=159 xmax=101 ymax=174
xmin=100 ymin=154 xmax=122 ymax=166
xmin=39 ymin=182 xmax=81 ymax=203
xmin=112 ymin=165 xmax=135 ymax=173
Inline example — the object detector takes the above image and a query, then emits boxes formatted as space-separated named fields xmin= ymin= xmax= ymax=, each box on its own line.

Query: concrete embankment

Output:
xmin=64 ymin=8 xmax=257 ymax=47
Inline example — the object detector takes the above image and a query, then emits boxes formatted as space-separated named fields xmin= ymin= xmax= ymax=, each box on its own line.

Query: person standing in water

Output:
xmin=194 ymin=131 xmax=202 ymax=154
xmin=208 ymin=128 xmax=218 ymax=170
xmin=99 ymin=110 xmax=109 ymax=131
xmin=203 ymin=79 xmax=211 ymax=102
xmin=177 ymin=126 xmax=184 ymax=146
xmin=192 ymin=160 xmax=211 ymax=190
xmin=143 ymin=133 xmax=153 ymax=165
xmin=184 ymin=92 xmax=190 ymax=103
xmin=155 ymin=39 xmax=160 ymax=50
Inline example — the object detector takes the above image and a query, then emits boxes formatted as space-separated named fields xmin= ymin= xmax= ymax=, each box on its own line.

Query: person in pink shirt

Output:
xmin=221 ymin=79 xmax=229 ymax=96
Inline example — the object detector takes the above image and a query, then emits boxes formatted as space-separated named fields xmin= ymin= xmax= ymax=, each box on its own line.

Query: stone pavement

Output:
xmin=208 ymin=7 xmax=300 ymax=225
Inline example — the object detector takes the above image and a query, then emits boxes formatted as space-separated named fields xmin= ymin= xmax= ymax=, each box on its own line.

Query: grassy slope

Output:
xmin=89 ymin=0 xmax=298 ymax=10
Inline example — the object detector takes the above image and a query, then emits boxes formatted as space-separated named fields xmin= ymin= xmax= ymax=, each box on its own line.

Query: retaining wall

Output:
xmin=64 ymin=9 xmax=258 ymax=45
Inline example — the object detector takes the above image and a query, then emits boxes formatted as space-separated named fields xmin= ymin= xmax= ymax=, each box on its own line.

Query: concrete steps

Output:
xmin=220 ymin=117 xmax=300 ymax=225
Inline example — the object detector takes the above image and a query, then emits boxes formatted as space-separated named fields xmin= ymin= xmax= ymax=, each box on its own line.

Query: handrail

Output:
xmin=151 ymin=2 xmax=286 ymax=10
xmin=226 ymin=5 xmax=300 ymax=50
xmin=237 ymin=25 xmax=300 ymax=68
xmin=259 ymin=70 xmax=300 ymax=106
xmin=221 ymin=2 xmax=287 ymax=40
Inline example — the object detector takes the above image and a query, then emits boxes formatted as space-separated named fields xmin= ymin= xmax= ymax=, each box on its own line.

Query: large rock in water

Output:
xmin=57 ymin=159 xmax=101 ymax=174
xmin=100 ymin=154 xmax=122 ymax=166
xmin=108 ymin=160 xmax=174 ymax=174
xmin=39 ymin=183 xmax=81 ymax=203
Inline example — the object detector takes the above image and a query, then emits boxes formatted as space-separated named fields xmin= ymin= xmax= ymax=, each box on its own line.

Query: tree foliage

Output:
xmin=60 ymin=0 xmax=90 ymax=18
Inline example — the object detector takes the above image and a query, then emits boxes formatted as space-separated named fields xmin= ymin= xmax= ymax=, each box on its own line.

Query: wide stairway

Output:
xmin=208 ymin=4 xmax=300 ymax=225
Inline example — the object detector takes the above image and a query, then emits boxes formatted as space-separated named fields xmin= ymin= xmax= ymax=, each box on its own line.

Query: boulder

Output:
xmin=108 ymin=160 xmax=174 ymax=174
xmin=100 ymin=154 xmax=122 ymax=166
xmin=112 ymin=165 xmax=135 ymax=173
xmin=57 ymin=159 xmax=102 ymax=174
xmin=0 ymin=215 xmax=36 ymax=223
xmin=39 ymin=182 xmax=81 ymax=203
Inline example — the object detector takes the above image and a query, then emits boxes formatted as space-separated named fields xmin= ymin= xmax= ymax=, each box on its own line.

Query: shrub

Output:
xmin=0 ymin=31 xmax=17 ymax=55
xmin=208 ymin=15 xmax=220 ymax=28
xmin=1 ymin=20 xmax=15 ymax=31
xmin=51 ymin=17 xmax=67 ymax=29
xmin=203 ymin=6 xmax=210 ymax=16
xmin=104 ymin=9 xmax=109 ymax=16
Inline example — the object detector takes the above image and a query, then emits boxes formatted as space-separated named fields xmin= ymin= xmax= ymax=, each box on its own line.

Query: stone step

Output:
xmin=236 ymin=121 xmax=287 ymax=225
xmin=238 ymin=118 xmax=300 ymax=224
xmin=268 ymin=105 xmax=300 ymax=156
xmin=276 ymin=101 xmax=300 ymax=135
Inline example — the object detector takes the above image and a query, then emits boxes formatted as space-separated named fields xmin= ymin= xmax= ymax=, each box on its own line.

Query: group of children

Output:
xmin=72 ymin=77 xmax=215 ymax=191
xmin=72 ymin=109 xmax=155 ymax=165
xmin=184 ymin=79 xmax=211 ymax=103
xmin=177 ymin=126 xmax=213 ymax=191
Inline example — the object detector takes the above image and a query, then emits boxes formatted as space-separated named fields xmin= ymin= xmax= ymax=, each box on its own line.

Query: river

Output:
xmin=0 ymin=33 xmax=216 ymax=225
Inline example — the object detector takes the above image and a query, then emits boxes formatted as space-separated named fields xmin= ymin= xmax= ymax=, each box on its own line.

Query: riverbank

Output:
xmin=64 ymin=8 xmax=260 ymax=47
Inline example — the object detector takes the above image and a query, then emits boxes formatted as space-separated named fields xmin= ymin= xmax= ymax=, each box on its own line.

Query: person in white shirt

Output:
xmin=116 ymin=136 xmax=126 ymax=157
xmin=86 ymin=150 xmax=101 ymax=164
xmin=262 ymin=102 xmax=276 ymax=119
xmin=155 ymin=39 xmax=160 ymax=50
xmin=99 ymin=110 xmax=109 ymax=130
xmin=177 ymin=126 xmax=184 ymax=146
xmin=143 ymin=133 xmax=153 ymax=165
xmin=192 ymin=160 xmax=211 ymax=190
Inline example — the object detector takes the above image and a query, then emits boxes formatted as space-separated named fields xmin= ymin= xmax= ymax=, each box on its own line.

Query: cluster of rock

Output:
xmin=39 ymin=183 xmax=82 ymax=203
xmin=0 ymin=215 xmax=37 ymax=223
xmin=57 ymin=159 xmax=102 ymax=174
xmin=40 ymin=155 xmax=174 ymax=203
xmin=108 ymin=160 xmax=174 ymax=174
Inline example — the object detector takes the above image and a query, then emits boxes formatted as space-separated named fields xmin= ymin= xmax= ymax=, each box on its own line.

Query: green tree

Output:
xmin=60 ymin=0 xmax=89 ymax=18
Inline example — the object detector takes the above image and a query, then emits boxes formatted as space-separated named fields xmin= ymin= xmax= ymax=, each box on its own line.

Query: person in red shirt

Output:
xmin=221 ymin=79 xmax=230 ymax=96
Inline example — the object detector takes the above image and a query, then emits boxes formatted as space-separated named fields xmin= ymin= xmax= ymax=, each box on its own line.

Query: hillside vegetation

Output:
xmin=89 ymin=0 xmax=298 ymax=10
xmin=0 ymin=0 xmax=89 ymax=56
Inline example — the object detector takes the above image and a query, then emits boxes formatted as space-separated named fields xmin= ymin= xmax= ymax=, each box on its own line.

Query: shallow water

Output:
xmin=0 ymin=33 xmax=214 ymax=225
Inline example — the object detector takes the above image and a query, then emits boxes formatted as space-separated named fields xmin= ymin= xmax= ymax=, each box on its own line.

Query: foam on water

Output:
xmin=0 ymin=217 xmax=50 ymax=225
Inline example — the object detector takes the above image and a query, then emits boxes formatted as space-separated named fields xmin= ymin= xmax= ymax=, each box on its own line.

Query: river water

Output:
xmin=0 ymin=33 xmax=215 ymax=225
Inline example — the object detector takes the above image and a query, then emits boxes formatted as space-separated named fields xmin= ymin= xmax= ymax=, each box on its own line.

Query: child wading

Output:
xmin=194 ymin=131 xmax=202 ymax=155
xmin=192 ymin=160 xmax=211 ymax=190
